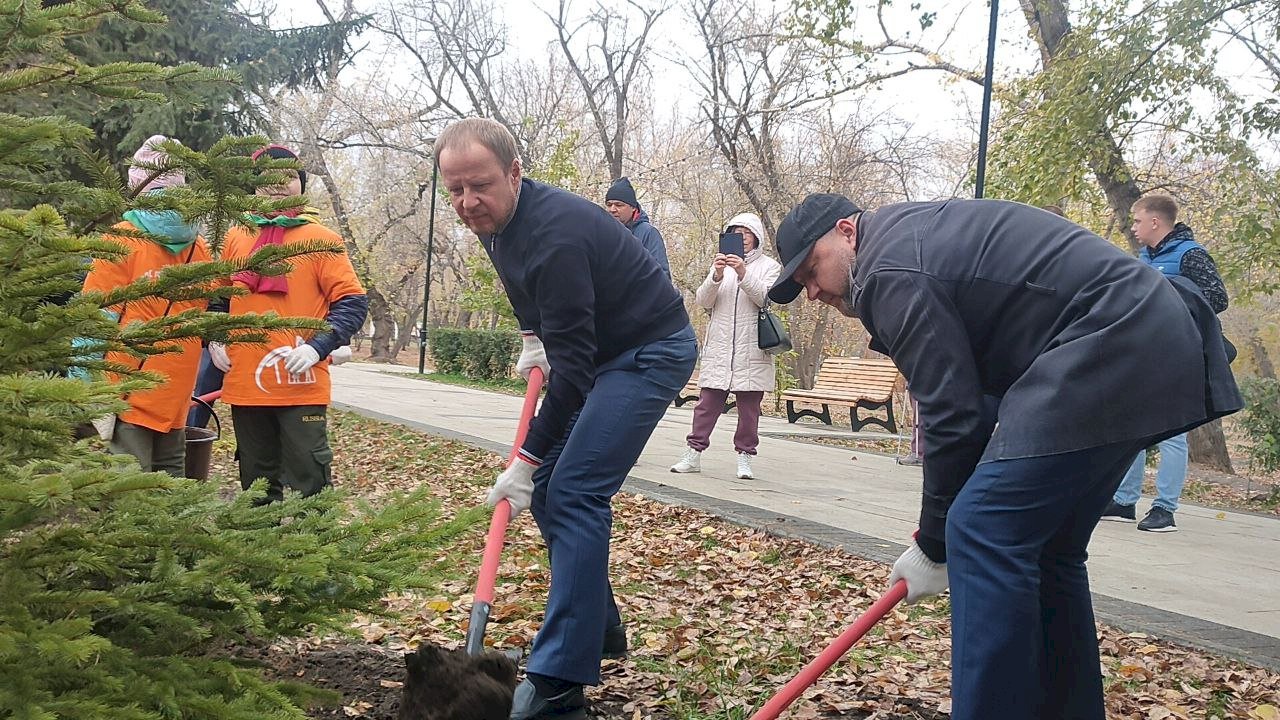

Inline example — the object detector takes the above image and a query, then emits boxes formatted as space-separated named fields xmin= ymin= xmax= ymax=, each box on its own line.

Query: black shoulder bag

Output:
xmin=757 ymin=301 xmax=792 ymax=355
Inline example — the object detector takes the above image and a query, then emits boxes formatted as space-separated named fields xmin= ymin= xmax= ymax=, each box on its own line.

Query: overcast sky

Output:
xmin=263 ymin=0 xmax=1276 ymax=168
xmin=266 ymin=0 xmax=1046 ymax=142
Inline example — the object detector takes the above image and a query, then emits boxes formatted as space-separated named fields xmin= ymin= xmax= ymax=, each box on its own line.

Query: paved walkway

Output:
xmin=331 ymin=363 xmax=1280 ymax=670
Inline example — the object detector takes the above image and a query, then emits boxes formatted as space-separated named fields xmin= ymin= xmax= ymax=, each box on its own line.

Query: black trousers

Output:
xmin=231 ymin=405 xmax=332 ymax=501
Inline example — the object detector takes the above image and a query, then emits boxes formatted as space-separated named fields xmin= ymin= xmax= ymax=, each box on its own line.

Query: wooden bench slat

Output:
xmin=783 ymin=357 xmax=902 ymax=433
xmin=784 ymin=357 xmax=903 ymax=403
xmin=787 ymin=391 xmax=892 ymax=398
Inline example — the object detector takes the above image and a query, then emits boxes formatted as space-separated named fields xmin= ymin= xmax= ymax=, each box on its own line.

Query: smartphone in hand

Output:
xmin=719 ymin=231 xmax=745 ymax=257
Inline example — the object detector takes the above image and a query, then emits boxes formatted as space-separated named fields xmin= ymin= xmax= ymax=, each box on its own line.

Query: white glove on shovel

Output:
xmin=485 ymin=458 xmax=538 ymax=518
xmin=514 ymin=331 xmax=549 ymax=380
xmin=888 ymin=542 xmax=949 ymax=603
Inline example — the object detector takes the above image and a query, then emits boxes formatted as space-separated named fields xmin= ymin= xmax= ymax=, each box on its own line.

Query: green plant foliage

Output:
xmin=428 ymin=327 xmax=520 ymax=381
xmin=1239 ymin=377 xmax=1280 ymax=474
xmin=978 ymin=0 xmax=1280 ymax=276
xmin=0 ymin=0 xmax=369 ymax=162
xmin=0 ymin=2 xmax=467 ymax=717
xmin=458 ymin=254 xmax=517 ymax=328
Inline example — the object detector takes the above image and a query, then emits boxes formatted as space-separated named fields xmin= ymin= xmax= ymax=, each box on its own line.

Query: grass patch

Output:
xmin=395 ymin=371 xmax=530 ymax=396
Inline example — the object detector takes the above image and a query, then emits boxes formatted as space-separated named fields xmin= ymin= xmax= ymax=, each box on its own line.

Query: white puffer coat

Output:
xmin=695 ymin=213 xmax=783 ymax=392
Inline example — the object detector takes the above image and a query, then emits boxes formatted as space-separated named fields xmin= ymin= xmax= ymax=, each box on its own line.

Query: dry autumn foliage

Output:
xmin=206 ymin=410 xmax=1280 ymax=719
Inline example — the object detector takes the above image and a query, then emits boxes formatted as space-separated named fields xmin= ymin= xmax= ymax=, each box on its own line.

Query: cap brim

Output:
xmin=768 ymin=243 xmax=816 ymax=304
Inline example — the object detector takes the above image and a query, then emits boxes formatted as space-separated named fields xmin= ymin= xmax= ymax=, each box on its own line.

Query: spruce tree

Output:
xmin=0 ymin=0 xmax=369 ymax=163
xmin=0 ymin=2 xmax=469 ymax=717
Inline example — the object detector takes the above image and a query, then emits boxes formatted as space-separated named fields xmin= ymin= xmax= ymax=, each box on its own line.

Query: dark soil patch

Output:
xmin=243 ymin=641 xmax=943 ymax=719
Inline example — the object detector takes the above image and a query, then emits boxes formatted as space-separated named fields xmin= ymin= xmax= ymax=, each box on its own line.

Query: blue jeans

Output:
xmin=526 ymin=326 xmax=697 ymax=686
xmin=946 ymin=439 xmax=1148 ymax=720
xmin=186 ymin=348 xmax=225 ymax=429
xmin=1112 ymin=433 xmax=1188 ymax=513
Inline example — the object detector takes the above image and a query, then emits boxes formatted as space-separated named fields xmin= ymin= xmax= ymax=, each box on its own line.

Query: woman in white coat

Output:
xmin=671 ymin=213 xmax=782 ymax=479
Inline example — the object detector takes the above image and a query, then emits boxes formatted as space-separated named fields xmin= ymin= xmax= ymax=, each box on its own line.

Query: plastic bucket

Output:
xmin=184 ymin=396 xmax=221 ymax=480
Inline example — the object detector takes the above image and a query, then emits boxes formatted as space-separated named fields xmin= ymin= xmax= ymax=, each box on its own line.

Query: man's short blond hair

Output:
xmin=1133 ymin=194 xmax=1178 ymax=225
xmin=434 ymin=118 xmax=518 ymax=168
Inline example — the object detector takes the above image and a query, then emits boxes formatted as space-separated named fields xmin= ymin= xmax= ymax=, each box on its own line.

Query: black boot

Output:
xmin=510 ymin=678 xmax=586 ymax=720
xmin=602 ymin=623 xmax=627 ymax=660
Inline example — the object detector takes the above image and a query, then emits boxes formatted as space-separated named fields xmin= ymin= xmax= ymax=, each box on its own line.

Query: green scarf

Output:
xmin=122 ymin=210 xmax=199 ymax=253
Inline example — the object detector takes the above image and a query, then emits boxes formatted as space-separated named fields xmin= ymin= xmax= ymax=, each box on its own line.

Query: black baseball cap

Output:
xmin=768 ymin=193 xmax=862 ymax=303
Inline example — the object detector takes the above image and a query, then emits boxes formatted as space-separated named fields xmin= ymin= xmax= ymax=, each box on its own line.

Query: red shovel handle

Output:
xmin=192 ymin=389 xmax=222 ymax=406
xmin=466 ymin=366 xmax=544 ymax=655
xmin=749 ymin=580 xmax=908 ymax=720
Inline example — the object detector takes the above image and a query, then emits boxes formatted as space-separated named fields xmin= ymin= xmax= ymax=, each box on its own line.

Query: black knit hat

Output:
xmin=605 ymin=176 xmax=639 ymax=210
xmin=252 ymin=144 xmax=307 ymax=193
xmin=768 ymin=193 xmax=862 ymax=304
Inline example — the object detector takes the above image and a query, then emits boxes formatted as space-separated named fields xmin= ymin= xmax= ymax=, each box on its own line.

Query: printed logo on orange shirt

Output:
xmin=254 ymin=336 xmax=317 ymax=392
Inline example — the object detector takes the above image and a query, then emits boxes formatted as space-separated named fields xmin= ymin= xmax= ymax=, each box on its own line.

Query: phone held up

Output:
xmin=718 ymin=231 xmax=745 ymax=257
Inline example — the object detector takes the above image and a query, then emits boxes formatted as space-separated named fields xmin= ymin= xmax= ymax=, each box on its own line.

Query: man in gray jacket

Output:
xmin=767 ymin=194 xmax=1240 ymax=720
xmin=604 ymin=177 xmax=671 ymax=278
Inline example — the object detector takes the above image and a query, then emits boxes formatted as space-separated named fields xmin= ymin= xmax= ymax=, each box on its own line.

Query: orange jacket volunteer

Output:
xmin=219 ymin=222 xmax=364 ymax=406
xmin=83 ymin=225 xmax=212 ymax=432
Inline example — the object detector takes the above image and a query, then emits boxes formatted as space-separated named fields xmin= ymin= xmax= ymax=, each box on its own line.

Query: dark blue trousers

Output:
xmin=946 ymin=439 xmax=1149 ymax=720
xmin=186 ymin=348 xmax=225 ymax=428
xmin=526 ymin=327 xmax=696 ymax=686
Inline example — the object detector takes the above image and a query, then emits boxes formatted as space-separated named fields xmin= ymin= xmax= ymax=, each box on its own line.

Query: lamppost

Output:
xmin=417 ymin=141 xmax=438 ymax=375
xmin=974 ymin=0 xmax=1000 ymax=199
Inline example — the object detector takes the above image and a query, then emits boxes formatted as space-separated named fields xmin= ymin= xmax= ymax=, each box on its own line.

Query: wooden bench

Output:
xmin=672 ymin=371 xmax=736 ymax=414
xmin=781 ymin=357 xmax=903 ymax=432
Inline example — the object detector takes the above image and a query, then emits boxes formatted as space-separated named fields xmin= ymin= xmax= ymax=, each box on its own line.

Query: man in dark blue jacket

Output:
xmin=435 ymin=118 xmax=696 ymax=720
xmin=768 ymin=194 xmax=1240 ymax=720
xmin=604 ymin=176 xmax=671 ymax=278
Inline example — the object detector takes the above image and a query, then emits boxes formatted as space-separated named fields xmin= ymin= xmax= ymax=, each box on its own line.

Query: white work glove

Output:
xmin=515 ymin=331 xmax=549 ymax=381
xmin=329 ymin=345 xmax=353 ymax=365
xmin=92 ymin=415 xmax=116 ymax=442
xmin=888 ymin=542 xmax=949 ymax=603
xmin=283 ymin=344 xmax=321 ymax=375
xmin=485 ymin=458 xmax=538 ymax=518
xmin=207 ymin=340 xmax=232 ymax=368
xmin=208 ymin=342 xmax=232 ymax=372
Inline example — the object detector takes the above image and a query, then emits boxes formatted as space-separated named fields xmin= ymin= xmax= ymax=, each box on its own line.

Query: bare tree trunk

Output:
xmin=1247 ymin=330 xmax=1277 ymax=379
xmin=1188 ymin=418 xmax=1234 ymax=473
xmin=794 ymin=305 xmax=832 ymax=387
xmin=1018 ymin=0 xmax=1144 ymax=251
xmin=365 ymin=287 xmax=397 ymax=362
xmin=1088 ymin=128 xmax=1144 ymax=254
xmin=392 ymin=302 xmax=422 ymax=358
xmin=548 ymin=0 xmax=662 ymax=180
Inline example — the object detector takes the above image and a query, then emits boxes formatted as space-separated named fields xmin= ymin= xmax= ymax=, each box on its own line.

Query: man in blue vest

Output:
xmin=1101 ymin=194 xmax=1229 ymax=532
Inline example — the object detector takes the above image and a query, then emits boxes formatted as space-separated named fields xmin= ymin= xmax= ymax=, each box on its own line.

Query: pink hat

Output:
xmin=128 ymin=134 xmax=185 ymax=192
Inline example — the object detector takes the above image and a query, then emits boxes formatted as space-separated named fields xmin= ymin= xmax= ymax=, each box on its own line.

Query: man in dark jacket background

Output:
xmin=1101 ymin=193 xmax=1229 ymax=532
xmin=604 ymin=176 xmax=671 ymax=278
xmin=767 ymin=195 xmax=1241 ymax=720
xmin=436 ymin=118 xmax=696 ymax=720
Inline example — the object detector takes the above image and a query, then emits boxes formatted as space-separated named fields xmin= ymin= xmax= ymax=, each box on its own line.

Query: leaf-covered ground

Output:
xmin=208 ymin=410 xmax=1280 ymax=719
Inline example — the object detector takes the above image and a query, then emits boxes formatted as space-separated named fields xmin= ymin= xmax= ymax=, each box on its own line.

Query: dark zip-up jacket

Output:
xmin=848 ymin=200 xmax=1242 ymax=562
xmin=482 ymin=179 xmax=690 ymax=462
xmin=627 ymin=211 xmax=671 ymax=279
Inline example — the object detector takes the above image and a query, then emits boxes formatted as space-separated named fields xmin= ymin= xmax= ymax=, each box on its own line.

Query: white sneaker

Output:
xmin=670 ymin=447 xmax=701 ymax=473
xmin=736 ymin=453 xmax=754 ymax=479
